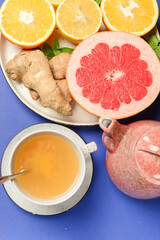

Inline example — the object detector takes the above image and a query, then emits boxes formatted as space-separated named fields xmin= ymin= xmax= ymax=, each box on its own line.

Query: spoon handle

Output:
xmin=0 ymin=176 xmax=10 ymax=184
xmin=0 ymin=172 xmax=25 ymax=184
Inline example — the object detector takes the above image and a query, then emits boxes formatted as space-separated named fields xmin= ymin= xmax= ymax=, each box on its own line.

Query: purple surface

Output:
xmin=1 ymin=1 xmax=160 ymax=239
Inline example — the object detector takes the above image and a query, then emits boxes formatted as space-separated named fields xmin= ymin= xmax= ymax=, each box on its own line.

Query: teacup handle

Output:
xmin=83 ymin=142 xmax=97 ymax=153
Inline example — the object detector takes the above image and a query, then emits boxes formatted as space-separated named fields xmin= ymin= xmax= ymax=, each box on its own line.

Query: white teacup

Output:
xmin=1 ymin=123 xmax=97 ymax=215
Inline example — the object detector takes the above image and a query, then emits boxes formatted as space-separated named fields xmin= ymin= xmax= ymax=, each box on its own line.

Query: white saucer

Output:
xmin=1 ymin=123 xmax=96 ymax=215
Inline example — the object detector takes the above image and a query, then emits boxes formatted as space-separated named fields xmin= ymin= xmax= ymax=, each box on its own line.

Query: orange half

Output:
xmin=56 ymin=0 xmax=102 ymax=44
xmin=100 ymin=0 xmax=159 ymax=36
xmin=0 ymin=0 xmax=56 ymax=48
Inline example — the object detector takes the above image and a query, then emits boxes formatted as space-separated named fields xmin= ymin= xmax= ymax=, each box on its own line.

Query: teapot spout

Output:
xmin=99 ymin=117 xmax=127 ymax=152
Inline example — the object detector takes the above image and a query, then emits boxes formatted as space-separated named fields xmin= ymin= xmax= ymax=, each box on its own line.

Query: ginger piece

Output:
xmin=56 ymin=79 xmax=72 ymax=103
xmin=5 ymin=50 xmax=72 ymax=116
xmin=49 ymin=53 xmax=70 ymax=80
xmin=29 ymin=80 xmax=72 ymax=103
xmin=29 ymin=89 xmax=39 ymax=100
xmin=5 ymin=51 xmax=27 ymax=82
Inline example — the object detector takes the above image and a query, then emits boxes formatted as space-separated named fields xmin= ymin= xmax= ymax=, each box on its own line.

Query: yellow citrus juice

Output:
xmin=14 ymin=135 xmax=79 ymax=199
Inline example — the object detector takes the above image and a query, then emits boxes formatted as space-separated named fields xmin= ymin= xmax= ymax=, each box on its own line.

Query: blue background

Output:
xmin=1 ymin=1 xmax=160 ymax=239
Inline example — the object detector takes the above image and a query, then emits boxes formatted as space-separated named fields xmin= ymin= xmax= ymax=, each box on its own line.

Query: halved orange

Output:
xmin=56 ymin=0 xmax=102 ymax=44
xmin=0 ymin=0 xmax=56 ymax=49
xmin=100 ymin=0 xmax=159 ymax=36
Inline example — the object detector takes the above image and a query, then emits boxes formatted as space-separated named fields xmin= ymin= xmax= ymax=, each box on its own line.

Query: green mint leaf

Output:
xmin=148 ymin=35 xmax=160 ymax=50
xmin=41 ymin=42 xmax=54 ymax=58
xmin=148 ymin=35 xmax=160 ymax=61
xmin=154 ymin=47 xmax=160 ymax=61
xmin=53 ymin=39 xmax=60 ymax=50
xmin=59 ymin=47 xmax=74 ymax=54
xmin=53 ymin=49 xmax=61 ymax=55
xmin=94 ymin=0 xmax=101 ymax=6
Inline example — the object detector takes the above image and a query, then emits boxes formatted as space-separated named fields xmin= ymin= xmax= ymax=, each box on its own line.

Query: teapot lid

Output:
xmin=135 ymin=129 xmax=160 ymax=182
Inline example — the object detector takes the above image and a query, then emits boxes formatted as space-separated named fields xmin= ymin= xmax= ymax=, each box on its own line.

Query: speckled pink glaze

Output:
xmin=99 ymin=117 xmax=160 ymax=199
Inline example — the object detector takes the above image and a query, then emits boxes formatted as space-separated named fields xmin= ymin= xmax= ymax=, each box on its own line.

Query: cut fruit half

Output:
xmin=100 ymin=0 xmax=159 ymax=36
xmin=56 ymin=0 xmax=102 ymax=44
xmin=66 ymin=31 xmax=160 ymax=119
xmin=0 ymin=0 xmax=55 ymax=48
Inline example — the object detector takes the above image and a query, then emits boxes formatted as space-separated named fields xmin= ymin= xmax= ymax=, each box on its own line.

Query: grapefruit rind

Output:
xmin=66 ymin=31 xmax=160 ymax=119
xmin=0 ymin=0 xmax=56 ymax=49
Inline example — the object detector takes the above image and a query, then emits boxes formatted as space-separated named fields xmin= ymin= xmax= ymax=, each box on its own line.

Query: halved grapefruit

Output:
xmin=66 ymin=31 xmax=160 ymax=119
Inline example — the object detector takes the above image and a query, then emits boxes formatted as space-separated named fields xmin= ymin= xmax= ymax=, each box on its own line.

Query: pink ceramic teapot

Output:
xmin=99 ymin=116 xmax=160 ymax=199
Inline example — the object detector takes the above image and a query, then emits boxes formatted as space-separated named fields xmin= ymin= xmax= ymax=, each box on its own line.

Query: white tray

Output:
xmin=0 ymin=31 xmax=99 ymax=126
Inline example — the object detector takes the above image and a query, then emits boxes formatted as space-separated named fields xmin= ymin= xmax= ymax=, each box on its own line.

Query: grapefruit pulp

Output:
xmin=66 ymin=32 xmax=160 ymax=119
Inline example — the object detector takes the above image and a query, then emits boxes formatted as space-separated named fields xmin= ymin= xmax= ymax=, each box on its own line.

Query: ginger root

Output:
xmin=28 ymin=52 xmax=72 ymax=103
xmin=49 ymin=53 xmax=70 ymax=79
xmin=5 ymin=51 xmax=27 ymax=81
xmin=29 ymin=89 xmax=39 ymax=100
xmin=29 ymin=79 xmax=72 ymax=103
xmin=56 ymin=79 xmax=72 ymax=103
xmin=5 ymin=50 xmax=72 ymax=116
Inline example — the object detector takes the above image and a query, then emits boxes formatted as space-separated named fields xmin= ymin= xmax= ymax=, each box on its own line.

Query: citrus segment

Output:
xmin=0 ymin=0 xmax=55 ymax=48
xmin=100 ymin=0 xmax=159 ymax=36
xmin=66 ymin=32 xmax=160 ymax=119
xmin=56 ymin=0 xmax=102 ymax=43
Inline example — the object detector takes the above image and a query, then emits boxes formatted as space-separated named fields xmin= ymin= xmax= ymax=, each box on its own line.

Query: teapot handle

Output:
xmin=102 ymin=131 xmax=115 ymax=152
xmin=99 ymin=117 xmax=126 ymax=152
xmin=99 ymin=117 xmax=117 ymax=152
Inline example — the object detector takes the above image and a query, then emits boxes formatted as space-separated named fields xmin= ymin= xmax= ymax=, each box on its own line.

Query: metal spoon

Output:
xmin=0 ymin=171 xmax=26 ymax=184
